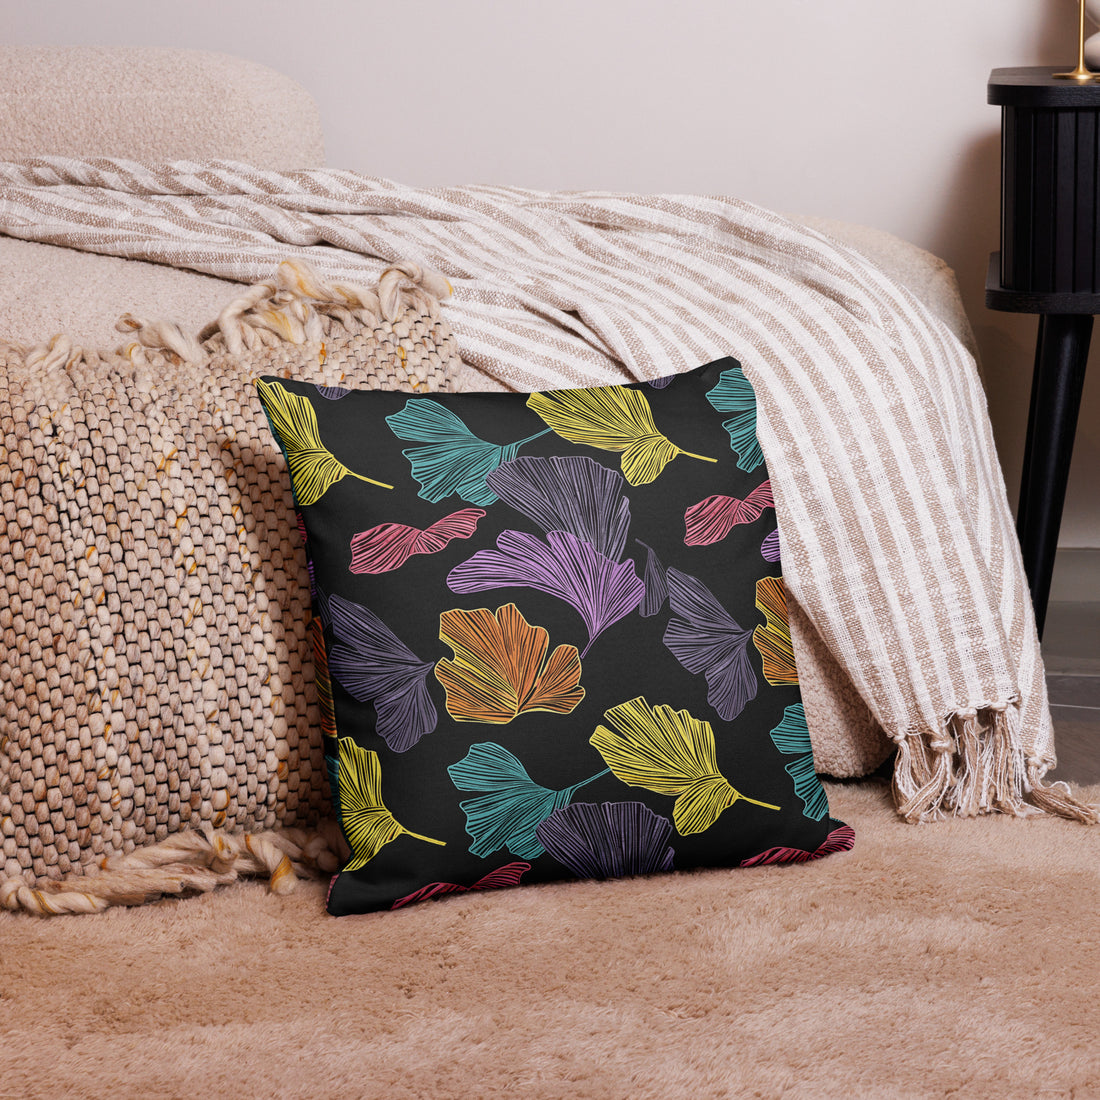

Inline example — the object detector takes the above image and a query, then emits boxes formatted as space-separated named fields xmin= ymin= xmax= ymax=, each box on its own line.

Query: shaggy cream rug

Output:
xmin=3 ymin=779 xmax=1098 ymax=1100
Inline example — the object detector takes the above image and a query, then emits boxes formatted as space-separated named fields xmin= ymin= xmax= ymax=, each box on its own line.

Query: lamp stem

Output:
xmin=1078 ymin=0 xmax=1088 ymax=71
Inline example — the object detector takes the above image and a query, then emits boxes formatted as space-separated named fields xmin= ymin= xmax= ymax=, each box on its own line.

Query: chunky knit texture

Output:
xmin=0 ymin=260 xmax=460 ymax=910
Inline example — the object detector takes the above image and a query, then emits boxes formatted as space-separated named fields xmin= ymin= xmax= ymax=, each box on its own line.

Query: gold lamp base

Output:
xmin=1054 ymin=0 xmax=1100 ymax=80
xmin=1052 ymin=66 xmax=1099 ymax=81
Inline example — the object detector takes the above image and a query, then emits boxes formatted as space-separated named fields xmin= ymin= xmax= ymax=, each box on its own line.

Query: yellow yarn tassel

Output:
xmin=0 ymin=822 xmax=347 ymax=917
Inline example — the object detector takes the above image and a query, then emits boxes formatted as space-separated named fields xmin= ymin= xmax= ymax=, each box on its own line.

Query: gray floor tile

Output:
xmin=1042 ymin=601 xmax=1100 ymax=676
xmin=1047 ymin=674 xmax=1100 ymax=708
xmin=1049 ymin=704 xmax=1100 ymax=787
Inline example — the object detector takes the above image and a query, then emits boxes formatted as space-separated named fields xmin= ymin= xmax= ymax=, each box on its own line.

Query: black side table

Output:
xmin=987 ymin=66 xmax=1098 ymax=638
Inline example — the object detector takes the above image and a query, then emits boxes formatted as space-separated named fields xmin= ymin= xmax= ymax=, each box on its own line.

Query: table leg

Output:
xmin=1016 ymin=312 xmax=1092 ymax=638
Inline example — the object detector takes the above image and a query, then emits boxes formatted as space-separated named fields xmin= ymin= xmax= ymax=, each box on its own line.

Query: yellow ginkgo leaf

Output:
xmin=435 ymin=603 xmax=585 ymax=724
xmin=526 ymin=384 xmax=715 ymax=485
xmin=753 ymin=576 xmax=798 ymax=686
xmin=255 ymin=378 xmax=392 ymax=505
xmin=590 ymin=696 xmax=779 ymax=834
xmin=335 ymin=738 xmax=445 ymax=872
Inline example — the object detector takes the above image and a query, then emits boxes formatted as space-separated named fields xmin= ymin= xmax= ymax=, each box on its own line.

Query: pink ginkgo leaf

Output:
xmin=350 ymin=508 xmax=486 ymax=574
xmin=739 ymin=824 xmax=855 ymax=866
xmin=684 ymin=480 xmax=773 ymax=546
xmin=390 ymin=861 xmax=532 ymax=909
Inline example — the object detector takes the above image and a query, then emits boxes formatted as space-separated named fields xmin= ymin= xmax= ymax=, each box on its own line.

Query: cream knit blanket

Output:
xmin=1 ymin=158 xmax=1094 ymax=825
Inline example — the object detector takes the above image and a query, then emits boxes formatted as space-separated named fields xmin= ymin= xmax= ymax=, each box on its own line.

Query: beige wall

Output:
xmin=7 ymin=0 xmax=1098 ymax=548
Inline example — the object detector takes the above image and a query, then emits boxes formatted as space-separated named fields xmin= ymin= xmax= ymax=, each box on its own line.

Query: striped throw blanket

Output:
xmin=1 ymin=158 xmax=1094 ymax=824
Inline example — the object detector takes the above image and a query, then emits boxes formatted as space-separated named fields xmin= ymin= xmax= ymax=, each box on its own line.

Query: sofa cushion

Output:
xmin=0 ymin=47 xmax=325 ymax=167
xmin=0 ymin=236 xmax=235 ymax=349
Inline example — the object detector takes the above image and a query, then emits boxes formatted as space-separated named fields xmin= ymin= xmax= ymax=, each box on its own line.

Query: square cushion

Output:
xmin=256 ymin=358 xmax=853 ymax=915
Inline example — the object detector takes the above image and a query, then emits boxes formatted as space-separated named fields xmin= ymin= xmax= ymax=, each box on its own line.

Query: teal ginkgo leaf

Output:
xmin=326 ymin=751 xmax=342 ymax=818
xmin=705 ymin=363 xmax=763 ymax=472
xmin=386 ymin=398 xmax=551 ymax=506
xmin=768 ymin=703 xmax=827 ymax=821
xmin=447 ymin=742 xmax=610 ymax=859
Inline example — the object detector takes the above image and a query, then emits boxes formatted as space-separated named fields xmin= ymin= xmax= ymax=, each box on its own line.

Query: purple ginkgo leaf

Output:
xmin=486 ymin=455 xmax=631 ymax=561
xmin=635 ymin=539 xmax=669 ymax=618
xmin=662 ymin=568 xmax=758 ymax=721
xmin=535 ymin=801 xmax=675 ymax=880
xmin=447 ymin=529 xmax=645 ymax=657
xmin=327 ymin=594 xmax=437 ymax=752
xmin=761 ymin=528 xmax=781 ymax=562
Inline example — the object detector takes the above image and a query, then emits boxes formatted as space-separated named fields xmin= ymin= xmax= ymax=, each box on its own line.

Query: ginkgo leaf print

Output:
xmin=635 ymin=540 xmax=669 ymax=618
xmin=769 ymin=703 xmax=827 ymax=821
xmin=705 ymin=363 xmax=764 ymax=472
xmin=335 ymin=737 xmax=445 ymax=873
xmin=486 ymin=455 xmax=631 ymax=561
xmin=739 ymin=824 xmax=855 ymax=866
xmin=590 ymin=697 xmax=779 ymax=835
xmin=391 ymin=861 xmax=532 ymax=910
xmin=447 ymin=742 xmax=610 ymax=859
xmin=435 ymin=604 xmax=585 ymax=723
xmin=349 ymin=508 xmax=486 ymax=574
xmin=313 ymin=580 xmax=332 ymax=630
xmin=296 ymin=512 xmax=317 ymax=604
xmin=753 ymin=576 xmax=798 ymax=685
xmin=535 ymin=801 xmax=675 ymax=880
xmin=526 ymin=383 xmax=716 ymax=486
xmin=255 ymin=379 xmax=393 ymax=505
xmin=311 ymin=616 xmax=337 ymax=743
xmin=662 ymin=568 xmax=758 ymax=722
xmin=447 ymin=529 xmax=645 ymax=657
xmin=761 ymin=528 xmax=781 ymax=562
xmin=385 ymin=398 xmax=551 ymax=506
xmin=326 ymin=752 xmax=342 ymax=818
xmin=683 ymin=480 xmax=774 ymax=547
xmin=327 ymin=595 xmax=438 ymax=752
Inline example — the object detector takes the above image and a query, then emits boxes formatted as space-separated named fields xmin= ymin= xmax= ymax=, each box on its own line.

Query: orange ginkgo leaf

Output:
xmin=435 ymin=603 xmax=585 ymax=724
xmin=752 ymin=575 xmax=798 ymax=685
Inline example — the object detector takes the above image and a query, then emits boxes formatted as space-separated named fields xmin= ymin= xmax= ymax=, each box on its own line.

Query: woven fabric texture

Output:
xmin=0 ymin=260 xmax=461 ymax=890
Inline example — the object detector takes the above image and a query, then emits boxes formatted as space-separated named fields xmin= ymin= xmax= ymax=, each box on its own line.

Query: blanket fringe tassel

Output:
xmin=21 ymin=258 xmax=453 ymax=371
xmin=0 ymin=821 xmax=348 ymax=917
xmin=892 ymin=705 xmax=1100 ymax=825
